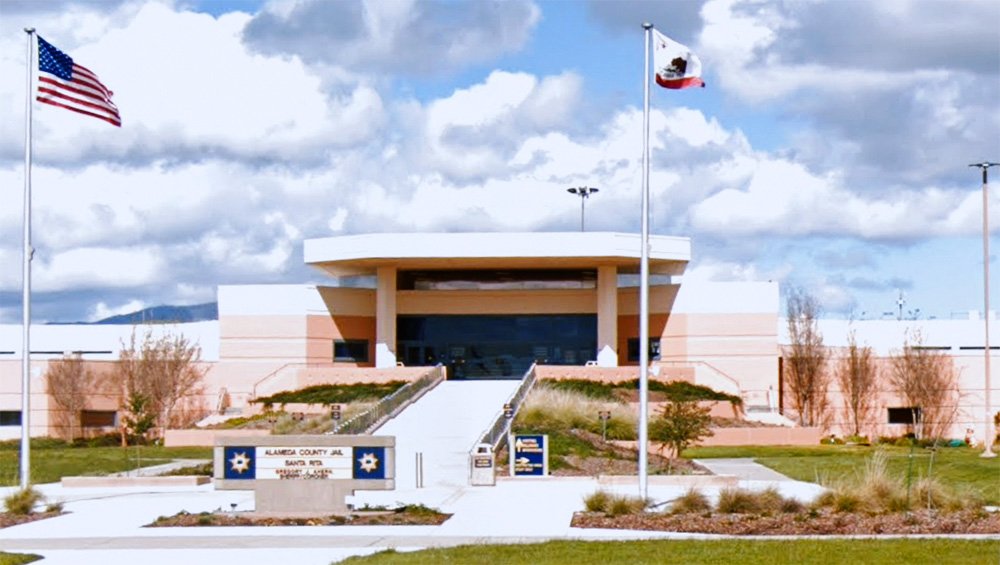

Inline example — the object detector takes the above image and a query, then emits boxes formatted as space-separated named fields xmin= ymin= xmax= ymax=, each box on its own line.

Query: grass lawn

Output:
xmin=685 ymin=444 xmax=1000 ymax=505
xmin=340 ymin=539 xmax=1000 ymax=565
xmin=0 ymin=441 xmax=212 ymax=485
xmin=0 ymin=553 xmax=41 ymax=565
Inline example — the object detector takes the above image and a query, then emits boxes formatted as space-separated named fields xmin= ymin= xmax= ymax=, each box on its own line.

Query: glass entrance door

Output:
xmin=397 ymin=314 xmax=597 ymax=379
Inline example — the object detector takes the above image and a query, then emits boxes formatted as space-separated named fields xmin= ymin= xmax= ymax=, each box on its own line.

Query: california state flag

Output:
xmin=653 ymin=29 xmax=705 ymax=89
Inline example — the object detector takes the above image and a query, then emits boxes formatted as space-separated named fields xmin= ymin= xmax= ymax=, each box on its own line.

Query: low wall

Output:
xmin=536 ymin=365 xmax=696 ymax=384
xmin=612 ymin=426 xmax=822 ymax=453
xmin=702 ymin=426 xmax=823 ymax=447
xmin=62 ymin=476 xmax=210 ymax=488
xmin=165 ymin=428 xmax=270 ymax=447
xmin=632 ymin=400 xmax=741 ymax=419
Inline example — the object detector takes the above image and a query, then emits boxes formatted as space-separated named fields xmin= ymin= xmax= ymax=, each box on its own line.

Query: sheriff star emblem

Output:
xmin=357 ymin=452 xmax=379 ymax=473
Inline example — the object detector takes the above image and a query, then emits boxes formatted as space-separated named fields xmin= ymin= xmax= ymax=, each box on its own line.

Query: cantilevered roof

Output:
xmin=304 ymin=232 xmax=690 ymax=277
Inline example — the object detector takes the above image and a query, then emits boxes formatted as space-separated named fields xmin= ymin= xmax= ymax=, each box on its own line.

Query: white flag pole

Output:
xmin=638 ymin=22 xmax=653 ymax=500
xmin=20 ymin=27 xmax=35 ymax=490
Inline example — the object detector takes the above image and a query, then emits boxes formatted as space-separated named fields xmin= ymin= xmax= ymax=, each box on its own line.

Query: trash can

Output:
xmin=469 ymin=443 xmax=496 ymax=486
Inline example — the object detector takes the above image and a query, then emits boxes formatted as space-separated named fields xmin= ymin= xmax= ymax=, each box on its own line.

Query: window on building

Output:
xmin=334 ymin=340 xmax=369 ymax=363
xmin=0 ymin=411 xmax=21 ymax=426
xmin=887 ymin=407 xmax=921 ymax=425
xmin=81 ymin=410 xmax=117 ymax=428
xmin=627 ymin=338 xmax=661 ymax=362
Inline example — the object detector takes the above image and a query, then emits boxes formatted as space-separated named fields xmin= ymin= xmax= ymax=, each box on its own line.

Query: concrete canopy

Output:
xmin=304 ymin=232 xmax=690 ymax=277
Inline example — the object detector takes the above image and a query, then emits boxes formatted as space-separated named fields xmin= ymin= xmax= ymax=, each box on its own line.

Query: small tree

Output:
xmin=44 ymin=354 xmax=95 ymax=441
xmin=649 ymin=400 xmax=713 ymax=459
xmin=112 ymin=329 xmax=207 ymax=446
xmin=835 ymin=331 xmax=879 ymax=438
xmin=783 ymin=288 xmax=830 ymax=427
xmin=888 ymin=331 xmax=959 ymax=440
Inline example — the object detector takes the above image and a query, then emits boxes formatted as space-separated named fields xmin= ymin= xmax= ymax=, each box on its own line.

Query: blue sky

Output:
xmin=0 ymin=0 xmax=997 ymax=323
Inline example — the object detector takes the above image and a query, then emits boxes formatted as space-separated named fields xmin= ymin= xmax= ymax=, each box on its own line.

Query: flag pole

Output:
xmin=638 ymin=21 xmax=653 ymax=500
xmin=21 ymin=27 xmax=35 ymax=490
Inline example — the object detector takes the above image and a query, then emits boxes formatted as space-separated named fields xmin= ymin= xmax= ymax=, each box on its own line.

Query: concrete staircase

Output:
xmin=373 ymin=380 xmax=520 ymax=490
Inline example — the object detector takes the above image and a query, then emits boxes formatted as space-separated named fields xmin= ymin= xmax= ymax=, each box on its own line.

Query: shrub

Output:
xmin=4 ymin=487 xmax=44 ymax=516
xmin=832 ymin=492 xmax=863 ymax=513
xmin=716 ymin=487 xmax=761 ymax=514
xmin=583 ymin=490 xmax=612 ymax=513
xmin=607 ymin=494 xmax=647 ymax=517
xmin=669 ymin=488 xmax=711 ymax=515
xmin=649 ymin=400 xmax=713 ymax=458
xmin=583 ymin=490 xmax=646 ymax=516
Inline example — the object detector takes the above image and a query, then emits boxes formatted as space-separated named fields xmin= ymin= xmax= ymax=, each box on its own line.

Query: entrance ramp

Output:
xmin=373 ymin=380 xmax=519 ymax=489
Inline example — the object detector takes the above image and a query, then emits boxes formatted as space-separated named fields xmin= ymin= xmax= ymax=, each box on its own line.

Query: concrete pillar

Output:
xmin=375 ymin=266 xmax=397 ymax=368
xmin=596 ymin=265 xmax=618 ymax=367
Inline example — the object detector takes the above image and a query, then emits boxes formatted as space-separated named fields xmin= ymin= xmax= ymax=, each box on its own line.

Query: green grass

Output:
xmin=685 ymin=444 xmax=1000 ymax=505
xmin=339 ymin=539 xmax=1000 ymax=564
xmin=0 ymin=553 xmax=42 ymax=565
xmin=0 ymin=440 xmax=211 ymax=485
xmin=544 ymin=378 xmax=741 ymax=405
xmin=252 ymin=382 xmax=408 ymax=407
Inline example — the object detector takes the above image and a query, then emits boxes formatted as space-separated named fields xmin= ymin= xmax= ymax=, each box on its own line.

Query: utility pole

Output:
xmin=566 ymin=186 xmax=599 ymax=231
xmin=970 ymin=161 xmax=998 ymax=458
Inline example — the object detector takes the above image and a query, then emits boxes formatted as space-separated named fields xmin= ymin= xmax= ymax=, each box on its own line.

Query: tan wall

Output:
xmin=317 ymin=287 xmax=375 ymax=316
xmin=164 ymin=428 xmax=270 ymax=447
xmin=305 ymin=314 xmax=376 ymax=365
xmin=398 ymin=289 xmax=596 ymax=314
xmin=784 ymin=353 xmax=996 ymax=442
xmin=220 ymin=315 xmax=307 ymax=362
xmin=613 ymin=426 xmax=823 ymax=452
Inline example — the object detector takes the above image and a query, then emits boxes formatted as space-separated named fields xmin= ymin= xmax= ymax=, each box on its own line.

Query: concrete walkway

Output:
xmin=0 ymin=458 xmax=836 ymax=565
xmin=693 ymin=458 xmax=799 ymax=482
xmin=373 ymin=379 xmax=520 ymax=491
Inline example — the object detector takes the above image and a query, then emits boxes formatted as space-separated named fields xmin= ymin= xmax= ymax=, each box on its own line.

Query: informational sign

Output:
xmin=511 ymin=434 xmax=548 ymax=476
xmin=223 ymin=445 xmax=386 ymax=481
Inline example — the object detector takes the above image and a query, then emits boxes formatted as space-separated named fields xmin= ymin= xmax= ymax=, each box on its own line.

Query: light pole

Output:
xmin=567 ymin=186 xmax=599 ymax=231
xmin=970 ymin=161 xmax=998 ymax=458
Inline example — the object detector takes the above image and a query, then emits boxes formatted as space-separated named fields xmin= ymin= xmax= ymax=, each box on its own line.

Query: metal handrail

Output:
xmin=333 ymin=365 xmax=445 ymax=435
xmin=473 ymin=362 xmax=538 ymax=452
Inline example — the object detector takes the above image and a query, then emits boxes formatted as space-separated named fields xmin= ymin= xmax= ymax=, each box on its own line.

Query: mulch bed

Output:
xmin=571 ymin=509 xmax=1000 ymax=535
xmin=147 ymin=509 xmax=451 ymax=527
xmin=0 ymin=511 xmax=63 ymax=529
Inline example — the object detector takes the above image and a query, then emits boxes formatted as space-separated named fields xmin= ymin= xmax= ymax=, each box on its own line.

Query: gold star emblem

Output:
xmin=228 ymin=451 xmax=251 ymax=474
xmin=357 ymin=452 xmax=379 ymax=473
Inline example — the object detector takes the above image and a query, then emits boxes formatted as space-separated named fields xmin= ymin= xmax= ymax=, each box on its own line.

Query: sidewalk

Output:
xmin=0 ymin=459 xmax=827 ymax=565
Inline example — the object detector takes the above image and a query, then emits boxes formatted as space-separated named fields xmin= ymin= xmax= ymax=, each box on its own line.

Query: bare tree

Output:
xmin=112 ymin=329 xmax=207 ymax=445
xmin=835 ymin=331 xmax=879 ymax=437
xmin=783 ymin=288 xmax=830 ymax=427
xmin=888 ymin=331 xmax=960 ymax=441
xmin=44 ymin=354 xmax=96 ymax=441
xmin=145 ymin=333 xmax=207 ymax=435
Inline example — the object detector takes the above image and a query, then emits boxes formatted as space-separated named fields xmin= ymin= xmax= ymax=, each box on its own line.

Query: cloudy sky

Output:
xmin=0 ymin=0 xmax=997 ymax=323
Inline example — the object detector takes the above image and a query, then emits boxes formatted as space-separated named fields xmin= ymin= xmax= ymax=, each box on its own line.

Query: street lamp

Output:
xmin=567 ymin=186 xmax=599 ymax=231
xmin=970 ymin=161 xmax=998 ymax=458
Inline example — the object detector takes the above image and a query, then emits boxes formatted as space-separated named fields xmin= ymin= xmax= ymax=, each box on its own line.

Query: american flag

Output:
xmin=36 ymin=36 xmax=121 ymax=127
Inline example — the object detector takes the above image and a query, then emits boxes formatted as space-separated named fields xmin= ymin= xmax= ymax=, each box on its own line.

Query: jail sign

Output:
xmin=222 ymin=445 xmax=387 ymax=481
xmin=215 ymin=435 xmax=394 ymax=514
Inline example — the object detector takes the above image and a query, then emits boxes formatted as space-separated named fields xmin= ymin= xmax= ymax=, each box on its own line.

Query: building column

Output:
xmin=375 ymin=266 xmax=397 ymax=368
xmin=596 ymin=265 xmax=618 ymax=367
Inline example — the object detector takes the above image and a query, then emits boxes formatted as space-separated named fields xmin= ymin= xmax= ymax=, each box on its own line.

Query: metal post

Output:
xmin=415 ymin=452 xmax=424 ymax=488
xmin=20 ymin=28 xmax=35 ymax=490
xmin=567 ymin=187 xmax=599 ymax=231
xmin=638 ymin=22 xmax=653 ymax=500
xmin=970 ymin=162 xmax=998 ymax=458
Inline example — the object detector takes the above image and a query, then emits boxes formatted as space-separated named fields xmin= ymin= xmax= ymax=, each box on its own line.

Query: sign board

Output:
xmin=215 ymin=435 xmax=394 ymax=515
xmin=511 ymin=434 xmax=548 ymax=476
xmin=222 ymin=445 xmax=387 ymax=481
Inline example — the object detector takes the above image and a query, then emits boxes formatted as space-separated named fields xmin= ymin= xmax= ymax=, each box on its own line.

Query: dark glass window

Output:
xmin=0 ymin=411 xmax=21 ymax=426
xmin=81 ymin=410 xmax=117 ymax=428
xmin=397 ymin=269 xmax=596 ymax=290
xmin=334 ymin=340 xmax=369 ymax=362
xmin=627 ymin=338 xmax=661 ymax=362
xmin=398 ymin=314 xmax=596 ymax=378
xmin=887 ymin=407 xmax=921 ymax=425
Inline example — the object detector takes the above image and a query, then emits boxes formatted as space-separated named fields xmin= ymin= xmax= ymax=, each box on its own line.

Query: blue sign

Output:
xmin=223 ymin=446 xmax=256 ymax=480
xmin=352 ymin=446 xmax=386 ymax=479
xmin=512 ymin=434 xmax=547 ymax=476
